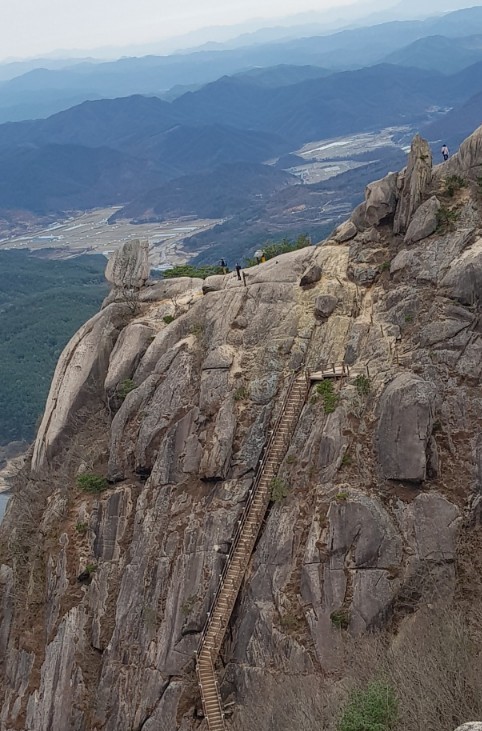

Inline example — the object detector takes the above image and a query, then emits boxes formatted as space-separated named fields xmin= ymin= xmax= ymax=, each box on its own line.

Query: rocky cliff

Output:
xmin=1 ymin=126 xmax=482 ymax=731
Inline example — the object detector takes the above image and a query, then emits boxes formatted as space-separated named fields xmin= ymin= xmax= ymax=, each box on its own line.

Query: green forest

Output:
xmin=0 ymin=250 xmax=107 ymax=445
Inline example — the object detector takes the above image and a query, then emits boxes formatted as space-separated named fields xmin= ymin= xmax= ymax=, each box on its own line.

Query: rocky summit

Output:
xmin=1 ymin=125 xmax=482 ymax=731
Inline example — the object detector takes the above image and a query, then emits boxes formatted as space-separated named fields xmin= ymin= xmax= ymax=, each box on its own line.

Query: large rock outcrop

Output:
xmin=376 ymin=374 xmax=436 ymax=482
xmin=393 ymin=134 xmax=433 ymax=234
xmin=32 ymin=303 xmax=130 ymax=473
xmin=404 ymin=195 xmax=440 ymax=244
xmin=2 ymin=127 xmax=482 ymax=731
xmin=351 ymin=172 xmax=399 ymax=230
xmin=441 ymin=123 xmax=482 ymax=177
xmin=105 ymin=238 xmax=150 ymax=289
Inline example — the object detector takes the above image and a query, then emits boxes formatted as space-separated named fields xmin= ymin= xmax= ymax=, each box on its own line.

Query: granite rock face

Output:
xmin=404 ymin=195 xmax=440 ymax=244
xmin=2 ymin=129 xmax=482 ymax=731
xmin=104 ymin=322 xmax=155 ymax=395
xmin=376 ymin=374 xmax=436 ymax=482
xmin=394 ymin=134 xmax=433 ymax=234
xmin=31 ymin=303 xmax=130 ymax=474
xmin=105 ymin=238 xmax=150 ymax=289
xmin=440 ymin=236 xmax=482 ymax=305
xmin=352 ymin=172 xmax=399 ymax=230
xmin=333 ymin=220 xmax=357 ymax=243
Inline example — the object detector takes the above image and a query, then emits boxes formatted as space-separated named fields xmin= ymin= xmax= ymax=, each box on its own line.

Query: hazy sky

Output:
xmin=2 ymin=0 xmax=356 ymax=59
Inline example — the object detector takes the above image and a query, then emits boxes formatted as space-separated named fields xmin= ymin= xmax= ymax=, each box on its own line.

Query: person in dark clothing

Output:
xmin=219 ymin=258 xmax=227 ymax=274
xmin=235 ymin=262 xmax=242 ymax=280
xmin=441 ymin=144 xmax=449 ymax=161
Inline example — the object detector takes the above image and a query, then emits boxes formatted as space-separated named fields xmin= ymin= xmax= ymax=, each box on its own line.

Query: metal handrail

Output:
xmin=196 ymin=653 xmax=225 ymax=722
xmin=197 ymin=367 xmax=308 ymax=654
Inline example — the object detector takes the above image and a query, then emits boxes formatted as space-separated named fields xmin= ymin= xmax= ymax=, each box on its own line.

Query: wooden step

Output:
xmin=197 ymin=371 xmax=309 ymax=731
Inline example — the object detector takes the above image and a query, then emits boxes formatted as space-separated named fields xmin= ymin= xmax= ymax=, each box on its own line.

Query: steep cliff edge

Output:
xmin=1 ymin=126 xmax=482 ymax=731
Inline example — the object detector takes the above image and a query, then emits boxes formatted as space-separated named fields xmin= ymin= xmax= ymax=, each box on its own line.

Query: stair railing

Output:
xmin=196 ymin=367 xmax=308 ymax=652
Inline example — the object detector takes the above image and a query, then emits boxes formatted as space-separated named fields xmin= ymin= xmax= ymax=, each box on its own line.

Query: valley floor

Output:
xmin=0 ymin=207 xmax=222 ymax=268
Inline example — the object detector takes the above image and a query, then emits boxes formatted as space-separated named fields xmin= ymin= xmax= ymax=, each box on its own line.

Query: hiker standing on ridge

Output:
xmin=441 ymin=144 xmax=449 ymax=161
xmin=219 ymin=258 xmax=227 ymax=274
xmin=235 ymin=262 xmax=242 ymax=280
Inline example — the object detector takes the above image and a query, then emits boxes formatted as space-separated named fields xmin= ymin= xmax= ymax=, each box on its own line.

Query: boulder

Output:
xmin=333 ymin=220 xmax=357 ymax=243
xmin=404 ymin=195 xmax=441 ymax=244
xmin=365 ymin=172 xmax=399 ymax=227
xmin=202 ymin=275 xmax=225 ymax=294
xmin=105 ymin=239 xmax=149 ymax=289
xmin=140 ymin=277 xmax=203 ymax=302
xmin=314 ymin=294 xmax=338 ymax=319
xmin=254 ymin=259 xmax=308 ymax=287
xmin=440 ymin=237 xmax=482 ymax=305
xmin=351 ymin=202 xmax=368 ymax=231
xmin=454 ymin=725 xmax=482 ymax=731
xmin=300 ymin=264 xmax=322 ymax=287
xmin=376 ymin=373 xmax=436 ymax=482
xmin=394 ymin=134 xmax=432 ymax=234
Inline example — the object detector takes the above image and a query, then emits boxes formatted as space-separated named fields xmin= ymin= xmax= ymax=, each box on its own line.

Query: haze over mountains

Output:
xmin=0 ymin=3 xmax=481 ymax=262
xmin=1 ymin=7 xmax=482 ymax=123
xmin=0 ymin=57 xmax=480 ymax=220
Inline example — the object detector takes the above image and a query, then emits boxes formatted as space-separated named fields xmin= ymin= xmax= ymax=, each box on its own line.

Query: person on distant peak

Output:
xmin=441 ymin=144 xmax=449 ymax=161
xmin=219 ymin=258 xmax=227 ymax=274
xmin=235 ymin=262 xmax=242 ymax=281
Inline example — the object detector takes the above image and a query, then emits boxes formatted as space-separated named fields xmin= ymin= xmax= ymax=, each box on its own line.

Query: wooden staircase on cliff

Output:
xmin=196 ymin=364 xmax=349 ymax=730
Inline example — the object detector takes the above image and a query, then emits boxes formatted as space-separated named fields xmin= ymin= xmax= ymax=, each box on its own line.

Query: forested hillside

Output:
xmin=0 ymin=251 xmax=107 ymax=445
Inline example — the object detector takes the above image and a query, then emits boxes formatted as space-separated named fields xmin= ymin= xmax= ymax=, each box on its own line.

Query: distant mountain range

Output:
xmin=0 ymin=5 xmax=481 ymax=265
xmin=1 ymin=7 xmax=482 ymax=123
xmin=0 ymin=58 xmax=480 ymax=221
xmin=383 ymin=33 xmax=482 ymax=72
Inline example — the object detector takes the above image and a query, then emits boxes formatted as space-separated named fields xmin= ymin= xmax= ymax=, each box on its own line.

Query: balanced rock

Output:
xmin=404 ymin=195 xmax=441 ymax=244
xmin=105 ymin=239 xmax=149 ymax=289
